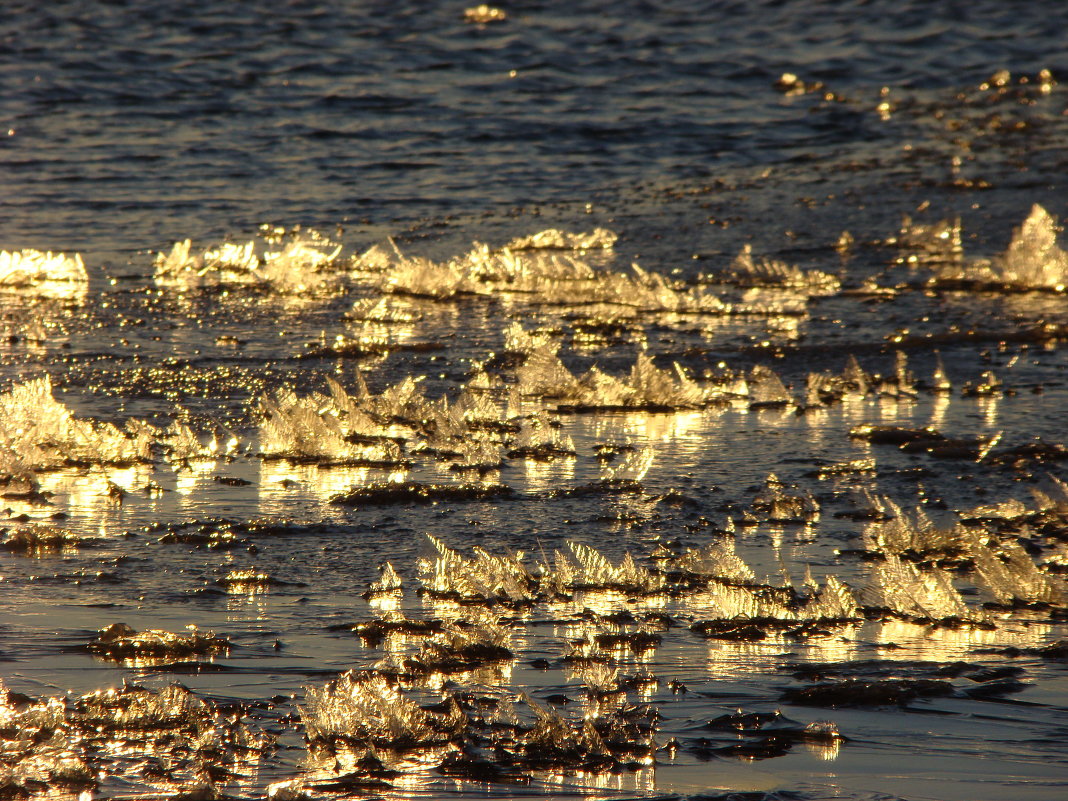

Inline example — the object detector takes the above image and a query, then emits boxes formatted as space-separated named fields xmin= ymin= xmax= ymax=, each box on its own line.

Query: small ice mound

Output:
xmin=0 ymin=376 xmax=154 ymax=475
xmin=154 ymin=228 xmax=343 ymax=292
xmin=0 ymin=249 xmax=88 ymax=289
xmin=725 ymin=244 xmax=840 ymax=295
xmin=2 ymin=525 xmax=87 ymax=552
xmin=743 ymin=473 xmax=819 ymax=524
xmin=504 ymin=227 xmax=617 ymax=252
xmin=85 ymin=622 xmax=230 ymax=661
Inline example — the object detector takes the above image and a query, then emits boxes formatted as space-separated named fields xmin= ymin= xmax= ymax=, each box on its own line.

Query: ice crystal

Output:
xmin=417 ymin=535 xmax=536 ymax=602
xmin=801 ymin=575 xmax=860 ymax=620
xmin=516 ymin=342 xmax=582 ymax=398
xmin=503 ymin=322 xmax=557 ymax=354
xmin=301 ymin=672 xmax=450 ymax=747
xmin=368 ymin=562 xmax=403 ymax=594
xmin=970 ymin=540 xmax=1064 ymax=605
xmin=553 ymin=542 xmax=665 ymax=593
xmin=257 ymin=381 xmax=404 ymax=464
xmin=154 ymin=230 xmax=342 ymax=291
xmin=862 ymin=555 xmax=971 ymax=620
xmin=510 ymin=412 xmax=575 ymax=458
xmin=504 ymin=227 xmax=617 ymax=252
xmin=0 ymin=376 xmax=153 ymax=475
xmin=993 ymin=204 xmax=1068 ymax=289
xmin=748 ymin=365 xmax=792 ymax=407
xmin=933 ymin=205 xmax=1068 ymax=289
xmin=668 ymin=539 xmax=756 ymax=584
xmin=0 ymin=249 xmax=88 ymax=288
xmin=860 ymin=500 xmax=974 ymax=558
xmin=726 ymin=244 xmax=839 ymax=294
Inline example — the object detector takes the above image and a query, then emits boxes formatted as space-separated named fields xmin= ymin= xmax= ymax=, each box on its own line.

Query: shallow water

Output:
xmin=3 ymin=2 xmax=1068 ymax=799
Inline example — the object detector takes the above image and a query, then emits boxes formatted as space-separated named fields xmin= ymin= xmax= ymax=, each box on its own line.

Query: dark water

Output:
xmin=2 ymin=2 xmax=1068 ymax=799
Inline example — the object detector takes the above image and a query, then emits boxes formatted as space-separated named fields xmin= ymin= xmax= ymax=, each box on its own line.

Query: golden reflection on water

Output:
xmin=28 ymin=466 xmax=153 ymax=534
xmin=705 ymin=640 xmax=791 ymax=679
xmin=872 ymin=617 xmax=1052 ymax=660
xmin=804 ymin=734 xmax=843 ymax=761
xmin=542 ymin=764 xmax=656 ymax=793
xmin=521 ymin=457 xmax=575 ymax=494
xmin=978 ymin=392 xmax=1000 ymax=427
xmin=928 ymin=392 xmax=951 ymax=430
xmin=259 ymin=461 xmax=407 ymax=506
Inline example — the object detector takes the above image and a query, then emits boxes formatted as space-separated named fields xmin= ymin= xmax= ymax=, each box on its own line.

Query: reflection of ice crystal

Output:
xmin=600 ymin=445 xmax=654 ymax=482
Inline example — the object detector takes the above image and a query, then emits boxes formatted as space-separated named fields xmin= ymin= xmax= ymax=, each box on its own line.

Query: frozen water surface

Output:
xmin=3 ymin=1 xmax=1068 ymax=799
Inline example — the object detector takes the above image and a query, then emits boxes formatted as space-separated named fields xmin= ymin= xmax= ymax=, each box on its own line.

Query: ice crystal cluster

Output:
xmin=0 ymin=679 xmax=265 ymax=801
xmin=418 ymin=534 xmax=537 ymax=603
xmin=0 ymin=249 xmax=88 ymax=289
xmin=0 ymin=376 xmax=153 ymax=477
xmin=154 ymin=228 xmax=343 ymax=291
xmin=258 ymin=376 xmax=410 ymax=463
xmin=726 ymin=244 xmax=840 ymax=294
xmin=300 ymin=672 xmax=451 ymax=747
xmin=927 ymin=204 xmax=1068 ymax=289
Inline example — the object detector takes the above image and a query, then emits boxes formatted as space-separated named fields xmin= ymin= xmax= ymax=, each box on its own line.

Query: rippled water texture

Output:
xmin=2 ymin=2 xmax=1068 ymax=800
